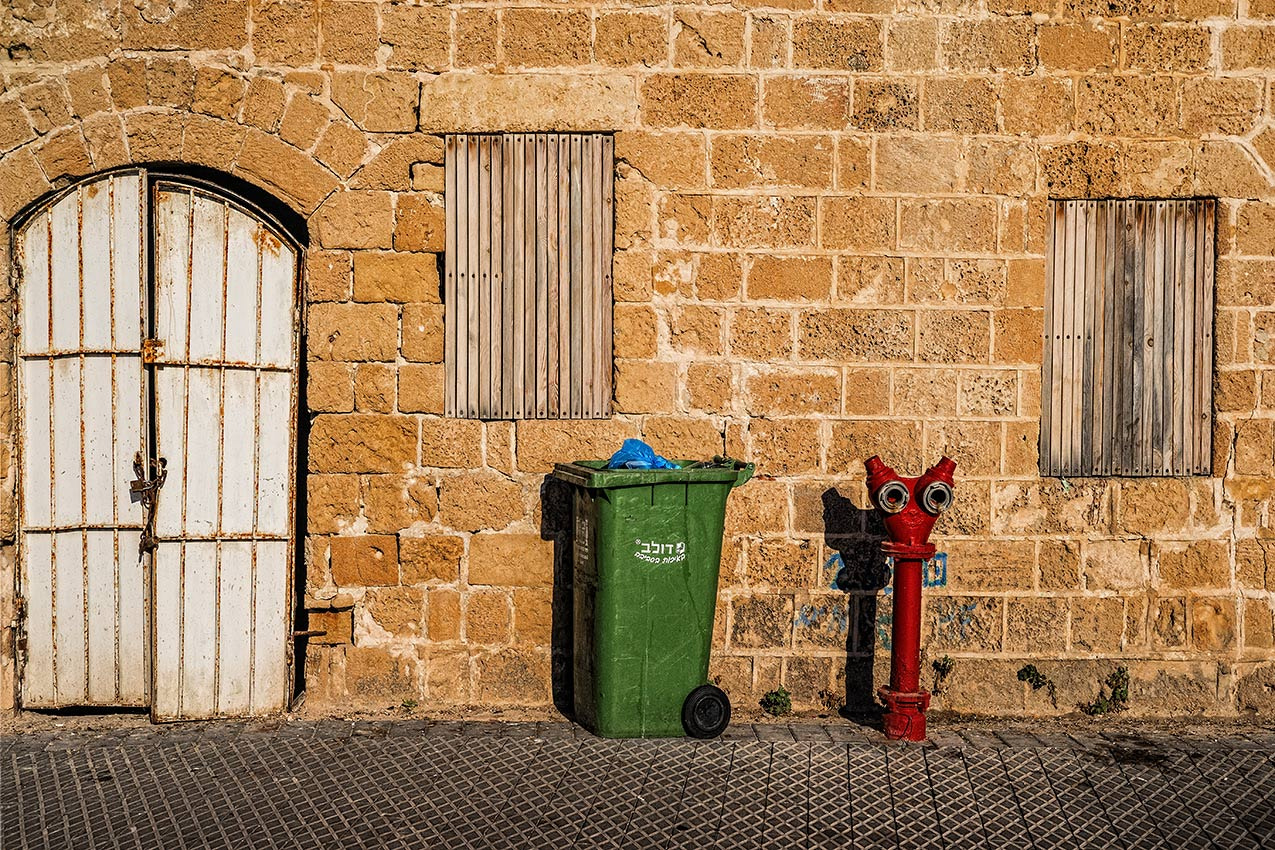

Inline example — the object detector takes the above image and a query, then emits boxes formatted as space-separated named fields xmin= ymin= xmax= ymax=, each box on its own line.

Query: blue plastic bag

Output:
xmin=606 ymin=439 xmax=679 ymax=470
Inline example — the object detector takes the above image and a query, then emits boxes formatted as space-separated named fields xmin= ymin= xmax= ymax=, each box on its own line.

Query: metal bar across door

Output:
xmin=444 ymin=133 xmax=615 ymax=420
xmin=1040 ymin=198 xmax=1215 ymax=477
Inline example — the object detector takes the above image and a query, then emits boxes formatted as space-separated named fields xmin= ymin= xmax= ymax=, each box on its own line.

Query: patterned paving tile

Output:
xmin=847 ymin=744 xmax=896 ymax=850
xmin=1035 ymin=749 xmax=1123 ymax=849
xmin=807 ymin=743 xmax=854 ymax=850
xmin=619 ymin=739 xmax=699 ymax=850
xmin=1155 ymin=750 xmax=1258 ymax=849
xmin=922 ymin=748 xmax=987 ymax=850
xmin=760 ymin=744 xmax=809 ymax=849
xmin=1073 ymin=750 xmax=1168 ymax=850
xmin=888 ymin=746 xmax=941 ymax=850
xmin=999 ymin=748 xmax=1079 ymax=850
xmin=708 ymin=741 xmax=771 ymax=850
xmin=666 ymin=741 xmax=734 ymax=850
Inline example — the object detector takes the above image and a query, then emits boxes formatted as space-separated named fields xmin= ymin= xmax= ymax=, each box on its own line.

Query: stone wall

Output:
xmin=1 ymin=0 xmax=1273 ymax=717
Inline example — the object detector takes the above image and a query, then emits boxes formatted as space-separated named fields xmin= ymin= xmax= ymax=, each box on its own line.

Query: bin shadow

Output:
xmin=819 ymin=488 xmax=889 ymax=732
xmin=539 ymin=475 xmax=576 ymax=719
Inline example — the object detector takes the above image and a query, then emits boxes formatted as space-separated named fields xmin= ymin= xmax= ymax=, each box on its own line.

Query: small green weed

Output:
xmin=1080 ymin=666 xmax=1130 ymax=716
xmin=1017 ymin=664 xmax=1057 ymax=703
xmin=400 ymin=698 xmax=418 ymax=711
xmin=760 ymin=686 xmax=792 ymax=717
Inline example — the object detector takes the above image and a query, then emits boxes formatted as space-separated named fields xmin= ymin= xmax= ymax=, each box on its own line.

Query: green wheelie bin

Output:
xmin=551 ymin=459 xmax=754 ymax=739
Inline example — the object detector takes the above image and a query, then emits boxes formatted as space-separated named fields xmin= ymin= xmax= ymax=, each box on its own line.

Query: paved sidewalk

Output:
xmin=3 ymin=718 xmax=1275 ymax=849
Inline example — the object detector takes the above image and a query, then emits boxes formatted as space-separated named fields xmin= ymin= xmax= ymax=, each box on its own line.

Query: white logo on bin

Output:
xmin=634 ymin=539 xmax=687 ymax=564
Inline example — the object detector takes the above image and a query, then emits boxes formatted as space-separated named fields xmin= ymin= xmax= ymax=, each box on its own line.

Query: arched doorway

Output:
xmin=14 ymin=169 xmax=302 ymax=721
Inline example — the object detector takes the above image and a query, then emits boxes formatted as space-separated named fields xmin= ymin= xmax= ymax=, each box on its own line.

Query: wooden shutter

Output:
xmin=1041 ymin=199 xmax=1215 ymax=477
xmin=444 ymin=133 xmax=614 ymax=419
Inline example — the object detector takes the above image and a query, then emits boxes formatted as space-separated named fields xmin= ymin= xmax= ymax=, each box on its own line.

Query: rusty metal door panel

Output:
xmin=149 ymin=184 xmax=297 ymax=721
xmin=16 ymin=172 xmax=150 ymax=708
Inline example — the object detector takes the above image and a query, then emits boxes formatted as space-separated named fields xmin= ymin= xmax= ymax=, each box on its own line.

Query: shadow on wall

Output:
xmin=539 ymin=476 xmax=576 ymax=718
xmin=819 ymin=488 xmax=890 ymax=723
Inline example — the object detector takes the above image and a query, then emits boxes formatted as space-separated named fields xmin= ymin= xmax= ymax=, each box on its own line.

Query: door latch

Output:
xmin=131 ymin=451 xmax=168 ymax=557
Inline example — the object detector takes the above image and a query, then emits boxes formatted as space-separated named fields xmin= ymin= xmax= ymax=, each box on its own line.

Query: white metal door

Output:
xmin=149 ymin=184 xmax=297 ymax=721
xmin=16 ymin=172 xmax=150 ymax=708
xmin=15 ymin=172 xmax=299 ymax=720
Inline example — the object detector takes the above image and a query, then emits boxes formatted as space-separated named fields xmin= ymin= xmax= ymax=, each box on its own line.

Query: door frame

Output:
xmin=9 ymin=166 xmax=308 ymax=715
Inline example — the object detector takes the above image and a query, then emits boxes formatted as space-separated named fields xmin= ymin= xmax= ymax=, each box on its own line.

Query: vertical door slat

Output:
xmin=444 ymin=135 xmax=458 ymax=417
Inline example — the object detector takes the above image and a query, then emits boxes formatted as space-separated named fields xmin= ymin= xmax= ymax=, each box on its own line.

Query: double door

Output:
xmin=15 ymin=170 xmax=299 ymax=720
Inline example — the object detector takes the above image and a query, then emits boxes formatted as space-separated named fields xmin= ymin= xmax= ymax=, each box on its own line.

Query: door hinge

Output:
xmin=142 ymin=338 xmax=163 ymax=363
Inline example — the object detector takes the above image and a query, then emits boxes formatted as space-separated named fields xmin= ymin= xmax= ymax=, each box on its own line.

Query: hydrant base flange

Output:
xmin=878 ymin=687 xmax=931 ymax=742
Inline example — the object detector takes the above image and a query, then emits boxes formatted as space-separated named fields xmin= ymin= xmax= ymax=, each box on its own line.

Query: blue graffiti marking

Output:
xmin=925 ymin=553 xmax=948 ymax=588
xmin=876 ymin=612 xmax=893 ymax=650
xmin=938 ymin=601 xmax=979 ymax=641
xmin=794 ymin=603 xmax=850 ymax=634
xmin=824 ymin=553 xmax=845 ymax=590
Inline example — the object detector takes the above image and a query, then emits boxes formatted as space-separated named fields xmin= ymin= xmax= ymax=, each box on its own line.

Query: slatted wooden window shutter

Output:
xmin=1041 ymin=199 xmax=1215 ymax=477
xmin=444 ymin=133 xmax=614 ymax=419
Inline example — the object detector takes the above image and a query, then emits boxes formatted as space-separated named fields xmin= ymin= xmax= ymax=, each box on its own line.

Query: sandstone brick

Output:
xmin=918 ymin=310 xmax=990 ymax=364
xmin=420 ymin=73 xmax=638 ymax=132
xmin=909 ymin=258 xmax=1005 ymax=306
xmin=711 ymin=134 xmax=833 ymax=190
xmin=713 ymin=196 xmax=816 ymax=249
xmin=763 ymin=77 xmax=850 ymax=129
xmin=253 ymin=0 xmax=318 ymax=64
xmin=925 ymin=420 xmax=1002 ymax=475
xmin=380 ymin=4 xmax=450 ymax=71
xmin=511 ymin=588 xmax=552 ymax=646
xmin=1040 ymin=540 xmax=1082 ymax=590
xmin=992 ymin=309 xmax=1044 ymax=364
xmin=1180 ymin=78 xmax=1261 ymax=136
xmin=1076 ymin=76 xmax=1178 ymax=137
xmin=240 ymin=77 xmax=286 ymax=131
xmin=363 ymin=474 xmax=437 ymax=533
xmin=1157 ymin=540 xmax=1230 ymax=590
xmin=1124 ymin=24 xmax=1210 ymax=73
xmin=352 ymin=252 xmax=439 ymax=303
xmin=1001 ymin=77 xmax=1072 ymax=136
xmin=746 ymin=539 xmax=818 ymax=589
xmin=1197 ymin=140 xmax=1271 ymax=199
xmin=330 ymin=534 xmax=399 ymax=586
xmin=1038 ymin=23 xmax=1118 ymax=71
xmin=354 ymin=363 xmax=395 ymax=413
xmin=827 ymin=421 xmax=922 ymax=473
xmin=943 ymin=19 xmax=1036 ymax=73
xmin=820 ymin=197 xmax=895 ymax=251
xmin=837 ymin=256 xmax=904 ymax=305
xmin=366 ymin=586 xmax=424 ymax=638
xmin=852 ymin=79 xmax=918 ymax=131
xmin=1070 ymin=597 xmax=1124 ymax=652
xmin=960 ymin=371 xmax=1017 ymax=417
xmin=686 ymin=363 xmax=733 ymax=412
xmin=1237 ymin=540 xmax=1275 ymax=590
xmin=331 ymin=72 xmax=417 ymax=133
xmin=473 ymin=648 xmax=550 ymax=703
xmin=402 ymin=303 xmax=444 ymax=362
xmin=1190 ymin=596 xmax=1236 ymax=651
xmin=401 ymin=535 xmax=465 ymax=584
xmin=308 ymin=302 xmax=398 ymax=361
xmin=314 ymin=121 xmax=368 ymax=178
xmin=1217 ymin=260 xmax=1275 ymax=307
xmin=966 ymin=140 xmax=1037 ymax=196
xmin=307 ymin=473 xmax=360 ymax=533
xmin=344 ymin=646 xmax=420 ymax=700
xmin=106 ymin=60 xmax=148 ymax=111
xmin=641 ymin=74 xmax=757 ymax=129
xmin=0 ymin=99 xmax=35 ymax=155
xmin=899 ymin=199 xmax=996 ymax=253
xmin=616 ymin=132 xmax=706 ymax=190
xmin=417 ymin=418 xmax=482 ymax=469
xmin=729 ymin=307 xmax=793 ymax=360
xmin=613 ymin=304 xmax=659 ymax=359
xmin=394 ymin=194 xmax=445 ymax=253
xmin=179 ymin=115 xmax=244 ymax=172
xmin=125 ymin=111 xmax=185 ymax=164
xmin=641 ymin=417 xmax=724 ymax=460
xmin=350 ymin=136 xmax=445 ymax=191
xmin=319 ymin=1 xmax=378 ymax=65
xmin=1006 ymin=597 xmax=1068 ymax=653
xmin=749 ymin=15 xmax=789 ymax=69
xmin=515 ymin=420 xmax=640 ymax=473
xmin=1244 ymin=598 xmax=1274 ymax=653
xmin=121 ymin=0 xmax=247 ymax=50
xmin=595 ymin=12 xmax=668 ymax=68
xmin=235 ymin=130 xmax=337 ymax=215
xmin=887 ymin=18 xmax=939 ymax=71
xmin=893 ymin=368 xmax=958 ymax=416
xmin=659 ymin=193 xmax=712 ymax=244
xmin=792 ymin=19 xmax=883 ymax=71
xmin=615 ymin=359 xmax=678 ymax=413
xmin=844 ymin=368 xmax=890 ymax=415
xmin=927 ymin=596 xmax=1003 ymax=652
xmin=65 ymin=66 xmax=111 ymax=119
xmin=1118 ymin=479 xmax=1190 ymax=535
xmin=438 ymin=473 xmax=523 ymax=531
xmin=309 ymin=414 xmax=416 ymax=474
xmin=427 ymin=589 xmax=461 ymax=640
xmin=873 ymin=136 xmax=961 ymax=194
xmin=799 ymin=309 xmax=912 ymax=362
xmin=1083 ymin=540 xmax=1149 ymax=590
xmin=308 ymin=608 xmax=353 ymax=645
xmin=503 ymin=9 xmax=591 ymax=67
xmin=465 ymin=591 xmax=511 ymax=644
xmin=1235 ymin=418 xmax=1275 ymax=477
xmin=922 ymin=78 xmax=997 ymax=134
xmin=34 ymin=128 xmax=91 ymax=182
xmin=468 ymin=533 xmax=553 ymax=586
xmin=944 ymin=540 xmax=1035 ymax=591
xmin=747 ymin=255 xmax=831 ymax=301
xmin=730 ymin=594 xmax=794 ymax=648
xmin=674 ymin=11 xmax=745 ymax=68
xmin=747 ymin=418 xmax=821 ymax=475
xmin=998 ymin=481 xmax=1112 ymax=538
xmin=746 ymin=368 xmax=840 ymax=416
xmin=312 ymin=191 xmax=394 ymax=249
xmin=278 ymin=93 xmax=328 ymax=148
xmin=455 ymin=10 xmax=498 ymax=68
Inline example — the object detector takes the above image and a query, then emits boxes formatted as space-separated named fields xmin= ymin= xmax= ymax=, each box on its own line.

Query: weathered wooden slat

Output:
xmin=444 ymin=136 xmax=458 ymax=417
xmin=599 ymin=136 xmax=616 ymax=416
xmin=501 ymin=136 xmax=516 ymax=419
xmin=580 ymin=136 xmax=596 ymax=418
xmin=465 ymin=136 xmax=481 ymax=418
xmin=1041 ymin=198 xmax=1214 ymax=478
xmin=535 ymin=134 xmax=549 ymax=417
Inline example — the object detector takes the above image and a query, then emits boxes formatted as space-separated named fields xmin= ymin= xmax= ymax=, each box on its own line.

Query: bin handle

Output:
xmin=732 ymin=462 xmax=755 ymax=488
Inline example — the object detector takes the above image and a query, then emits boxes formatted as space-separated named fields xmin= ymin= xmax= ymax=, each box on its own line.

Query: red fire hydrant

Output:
xmin=865 ymin=455 xmax=956 ymax=742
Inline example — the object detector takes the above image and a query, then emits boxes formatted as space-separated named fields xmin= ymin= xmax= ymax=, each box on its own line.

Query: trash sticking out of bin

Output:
xmin=551 ymin=457 xmax=754 ymax=739
xmin=606 ymin=438 xmax=679 ymax=469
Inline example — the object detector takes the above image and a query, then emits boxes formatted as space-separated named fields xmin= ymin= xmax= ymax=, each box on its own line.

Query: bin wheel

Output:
xmin=682 ymin=684 xmax=731 ymax=739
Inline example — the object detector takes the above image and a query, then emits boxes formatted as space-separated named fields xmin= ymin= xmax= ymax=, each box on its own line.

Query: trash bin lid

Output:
xmin=551 ymin=459 xmax=754 ymax=490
